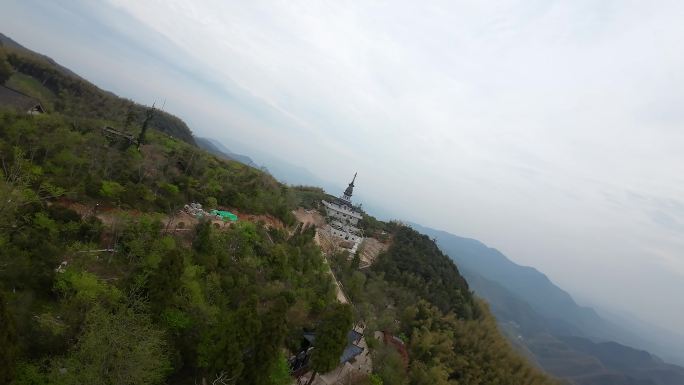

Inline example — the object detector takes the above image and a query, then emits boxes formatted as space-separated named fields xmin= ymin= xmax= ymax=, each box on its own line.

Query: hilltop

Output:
xmin=0 ymin=32 xmax=196 ymax=144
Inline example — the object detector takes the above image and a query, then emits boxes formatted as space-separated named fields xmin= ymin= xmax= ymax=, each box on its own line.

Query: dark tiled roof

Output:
xmin=0 ymin=85 xmax=44 ymax=113
xmin=303 ymin=332 xmax=316 ymax=344
xmin=339 ymin=344 xmax=363 ymax=364
xmin=347 ymin=329 xmax=362 ymax=344
xmin=301 ymin=329 xmax=365 ymax=364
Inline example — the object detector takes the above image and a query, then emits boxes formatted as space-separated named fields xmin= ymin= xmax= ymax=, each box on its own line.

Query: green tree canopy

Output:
xmin=307 ymin=303 xmax=354 ymax=385
xmin=0 ymin=290 xmax=18 ymax=384
xmin=54 ymin=304 xmax=171 ymax=385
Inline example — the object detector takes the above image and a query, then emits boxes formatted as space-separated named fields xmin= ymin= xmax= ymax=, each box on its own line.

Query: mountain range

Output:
xmin=411 ymin=223 xmax=684 ymax=385
xmin=194 ymin=136 xmax=261 ymax=169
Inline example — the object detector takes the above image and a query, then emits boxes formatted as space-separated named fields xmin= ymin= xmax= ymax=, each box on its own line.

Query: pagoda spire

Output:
xmin=342 ymin=172 xmax=357 ymax=201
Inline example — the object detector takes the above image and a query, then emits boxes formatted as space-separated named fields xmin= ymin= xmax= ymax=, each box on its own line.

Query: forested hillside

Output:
xmin=1 ymin=35 xmax=562 ymax=385
xmin=331 ymin=226 xmax=560 ymax=385
xmin=0 ymin=33 xmax=196 ymax=144
xmin=0 ymin=108 xmax=350 ymax=384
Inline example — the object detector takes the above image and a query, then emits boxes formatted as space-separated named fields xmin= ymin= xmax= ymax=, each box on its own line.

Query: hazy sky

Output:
xmin=2 ymin=0 xmax=683 ymax=332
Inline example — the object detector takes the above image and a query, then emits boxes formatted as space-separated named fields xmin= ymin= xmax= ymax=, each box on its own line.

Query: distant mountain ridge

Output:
xmin=417 ymin=227 xmax=609 ymax=337
xmin=0 ymin=32 xmax=81 ymax=79
xmin=410 ymin=222 xmax=684 ymax=385
xmin=1 ymin=32 xmax=196 ymax=144
xmin=195 ymin=137 xmax=260 ymax=169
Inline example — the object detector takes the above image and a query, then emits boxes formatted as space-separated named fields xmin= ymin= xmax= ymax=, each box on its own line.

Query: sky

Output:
xmin=2 ymin=0 xmax=683 ymax=332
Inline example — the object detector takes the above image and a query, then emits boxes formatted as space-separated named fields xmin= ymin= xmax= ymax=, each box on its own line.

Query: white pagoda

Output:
xmin=322 ymin=173 xmax=364 ymax=252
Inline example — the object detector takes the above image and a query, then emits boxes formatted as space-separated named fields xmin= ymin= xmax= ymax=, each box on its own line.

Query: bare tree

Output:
xmin=137 ymin=104 xmax=156 ymax=149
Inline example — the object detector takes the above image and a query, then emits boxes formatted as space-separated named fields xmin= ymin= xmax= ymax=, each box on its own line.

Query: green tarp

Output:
xmin=211 ymin=210 xmax=238 ymax=222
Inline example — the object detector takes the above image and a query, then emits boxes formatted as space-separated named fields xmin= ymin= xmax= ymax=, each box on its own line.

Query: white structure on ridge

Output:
xmin=322 ymin=173 xmax=364 ymax=253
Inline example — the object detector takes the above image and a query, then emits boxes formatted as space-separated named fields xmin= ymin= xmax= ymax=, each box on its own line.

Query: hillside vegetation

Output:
xmin=0 ymin=34 xmax=195 ymax=144
xmin=331 ymin=226 xmax=559 ymax=385
xmin=1 ymin=36 xmax=560 ymax=385
xmin=0 ymin=108 xmax=349 ymax=385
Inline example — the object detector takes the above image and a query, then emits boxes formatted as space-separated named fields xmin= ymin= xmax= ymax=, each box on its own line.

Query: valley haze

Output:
xmin=2 ymin=0 xmax=683 ymax=336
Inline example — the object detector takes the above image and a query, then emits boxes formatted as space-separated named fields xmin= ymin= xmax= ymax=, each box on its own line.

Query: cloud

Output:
xmin=2 ymin=0 xmax=684 ymax=331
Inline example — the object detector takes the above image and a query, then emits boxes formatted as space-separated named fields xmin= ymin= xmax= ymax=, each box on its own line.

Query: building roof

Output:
xmin=302 ymin=329 xmax=365 ymax=364
xmin=303 ymin=332 xmax=315 ymax=345
xmin=347 ymin=329 xmax=362 ymax=344
xmin=334 ymin=197 xmax=359 ymax=211
xmin=0 ymin=85 xmax=44 ymax=114
xmin=339 ymin=344 xmax=364 ymax=364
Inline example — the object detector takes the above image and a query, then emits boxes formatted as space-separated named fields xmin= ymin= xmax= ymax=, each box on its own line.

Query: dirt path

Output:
xmin=310 ymin=227 xmax=349 ymax=304
xmin=324 ymin=257 xmax=349 ymax=304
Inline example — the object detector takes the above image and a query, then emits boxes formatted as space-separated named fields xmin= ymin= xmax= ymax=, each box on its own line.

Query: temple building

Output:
xmin=322 ymin=173 xmax=364 ymax=252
